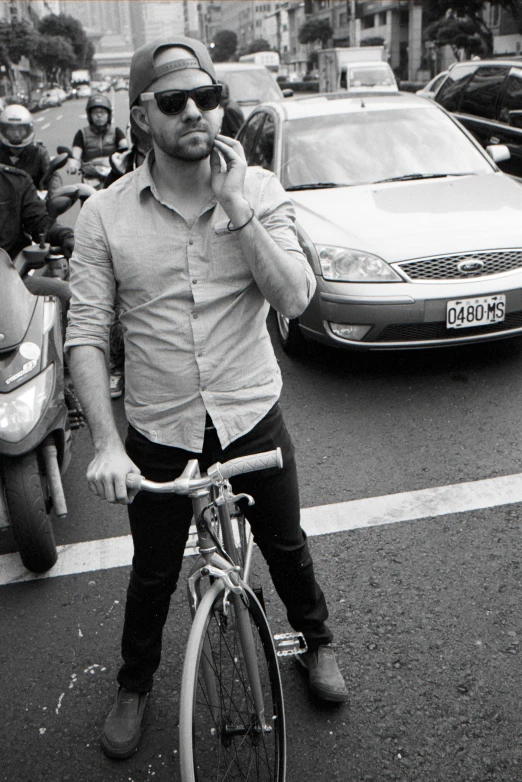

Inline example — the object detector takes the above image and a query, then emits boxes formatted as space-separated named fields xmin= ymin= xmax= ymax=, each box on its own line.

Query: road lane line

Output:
xmin=56 ymin=114 xmax=63 ymax=120
xmin=2 ymin=472 xmax=522 ymax=586
xmin=41 ymin=123 xmax=50 ymax=130
xmin=35 ymin=117 xmax=46 ymax=122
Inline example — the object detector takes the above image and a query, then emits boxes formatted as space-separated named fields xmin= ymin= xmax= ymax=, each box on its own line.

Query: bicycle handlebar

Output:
xmin=126 ymin=448 xmax=283 ymax=496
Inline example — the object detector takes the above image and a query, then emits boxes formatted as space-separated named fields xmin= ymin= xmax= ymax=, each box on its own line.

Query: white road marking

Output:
xmin=56 ymin=114 xmax=63 ymax=120
xmin=41 ymin=123 xmax=50 ymax=130
xmin=35 ymin=117 xmax=46 ymax=123
xmin=2 ymin=472 xmax=522 ymax=586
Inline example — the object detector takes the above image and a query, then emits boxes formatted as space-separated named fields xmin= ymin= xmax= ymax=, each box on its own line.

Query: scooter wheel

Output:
xmin=3 ymin=450 xmax=58 ymax=573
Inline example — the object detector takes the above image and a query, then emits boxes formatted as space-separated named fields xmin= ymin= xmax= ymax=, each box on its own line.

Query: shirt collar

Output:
xmin=137 ymin=148 xmax=218 ymax=217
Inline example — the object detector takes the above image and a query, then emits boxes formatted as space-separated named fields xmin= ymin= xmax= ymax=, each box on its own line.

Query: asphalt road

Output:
xmin=2 ymin=95 xmax=522 ymax=782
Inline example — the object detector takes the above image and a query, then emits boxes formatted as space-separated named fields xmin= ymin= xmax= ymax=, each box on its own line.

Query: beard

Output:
xmin=153 ymin=122 xmax=215 ymax=162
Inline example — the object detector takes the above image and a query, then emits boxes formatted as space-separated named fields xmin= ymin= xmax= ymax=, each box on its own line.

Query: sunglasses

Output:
xmin=140 ymin=85 xmax=223 ymax=115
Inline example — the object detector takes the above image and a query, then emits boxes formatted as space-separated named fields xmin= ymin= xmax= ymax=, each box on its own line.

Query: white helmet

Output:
xmin=0 ymin=104 xmax=34 ymax=149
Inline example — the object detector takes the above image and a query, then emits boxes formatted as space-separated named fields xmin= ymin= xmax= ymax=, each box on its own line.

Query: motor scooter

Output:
xmin=58 ymin=145 xmax=110 ymax=190
xmin=0 ymin=239 xmax=83 ymax=573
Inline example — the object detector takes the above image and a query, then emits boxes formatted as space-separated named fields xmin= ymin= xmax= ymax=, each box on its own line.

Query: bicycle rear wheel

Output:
xmin=179 ymin=580 xmax=286 ymax=781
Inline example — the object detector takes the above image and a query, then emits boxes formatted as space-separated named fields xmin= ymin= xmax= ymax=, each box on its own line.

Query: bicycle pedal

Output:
xmin=274 ymin=632 xmax=308 ymax=657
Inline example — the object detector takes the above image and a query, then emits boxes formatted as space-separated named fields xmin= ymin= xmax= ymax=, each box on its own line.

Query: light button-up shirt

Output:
xmin=65 ymin=154 xmax=315 ymax=451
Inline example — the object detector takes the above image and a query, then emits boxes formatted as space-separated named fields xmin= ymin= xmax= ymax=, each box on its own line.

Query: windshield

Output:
xmin=281 ymin=106 xmax=494 ymax=190
xmin=217 ymin=69 xmax=283 ymax=104
xmin=348 ymin=65 xmax=395 ymax=88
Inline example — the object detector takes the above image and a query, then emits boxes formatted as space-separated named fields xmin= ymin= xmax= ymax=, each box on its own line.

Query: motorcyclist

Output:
xmin=104 ymin=122 xmax=152 ymax=187
xmin=0 ymin=104 xmax=63 ymax=198
xmin=67 ymin=93 xmax=127 ymax=174
xmin=0 ymin=162 xmax=73 ymax=306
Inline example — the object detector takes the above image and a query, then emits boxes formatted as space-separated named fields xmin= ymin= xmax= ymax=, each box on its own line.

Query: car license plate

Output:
xmin=446 ymin=295 xmax=506 ymax=329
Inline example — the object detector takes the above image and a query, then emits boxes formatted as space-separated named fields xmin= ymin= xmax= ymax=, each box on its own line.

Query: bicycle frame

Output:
xmin=185 ymin=462 xmax=270 ymax=732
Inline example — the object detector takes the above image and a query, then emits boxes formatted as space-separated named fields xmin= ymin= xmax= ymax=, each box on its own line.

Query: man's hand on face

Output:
xmin=86 ymin=446 xmax=141 ymax=505
xmin=210 ymin=135 xmax=250 ymax=219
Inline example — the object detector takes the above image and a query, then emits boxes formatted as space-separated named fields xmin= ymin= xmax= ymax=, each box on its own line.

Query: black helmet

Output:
xmin=86 ymin=93 xmax=112 ymax=124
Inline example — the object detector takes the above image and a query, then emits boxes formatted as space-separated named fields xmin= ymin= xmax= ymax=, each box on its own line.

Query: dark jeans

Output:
xmin=118 ymin=403 xmax=333 ymax=693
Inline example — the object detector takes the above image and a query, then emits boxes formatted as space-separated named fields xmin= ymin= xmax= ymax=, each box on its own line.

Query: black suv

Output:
xmin=434 ymin=59 xmax=522 ymax=178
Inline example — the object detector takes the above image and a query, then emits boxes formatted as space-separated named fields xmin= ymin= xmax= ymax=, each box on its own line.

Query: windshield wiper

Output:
xmin=374 ymin=173 xmax=474 ymax=184
xmin=286 ymin=182 xmax=350 ymax=191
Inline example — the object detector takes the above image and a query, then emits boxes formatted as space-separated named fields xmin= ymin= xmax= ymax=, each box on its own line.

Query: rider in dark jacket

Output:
xmin=0 ymin=163 xmax=74 ymax=305
xmin=0 ymin=105 xmax=63 ymax=197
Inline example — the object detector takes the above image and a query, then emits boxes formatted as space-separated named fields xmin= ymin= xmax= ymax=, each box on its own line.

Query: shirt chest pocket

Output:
xmin=208 ymin=222 xmax=253 ymax=288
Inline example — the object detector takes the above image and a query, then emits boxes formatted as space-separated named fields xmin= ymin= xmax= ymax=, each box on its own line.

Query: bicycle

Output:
xmin=126 ymin=448 xmax=307 ymax=781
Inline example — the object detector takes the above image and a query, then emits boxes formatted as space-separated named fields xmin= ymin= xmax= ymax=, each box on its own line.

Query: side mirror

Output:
xmin=282 ymin=88 xmax=294 ymax=98
xmin=486 ymin=144 xmax=511 ymax=164
xmin=47 ymin=184 xmax=81 ymax=218
xmin=56 ymin=145 xmax=73 ymax=157
xmin=41 ymin=151 xmax=69 ymax=188
xmin=508 ymin=109 xmax=522 ymax=129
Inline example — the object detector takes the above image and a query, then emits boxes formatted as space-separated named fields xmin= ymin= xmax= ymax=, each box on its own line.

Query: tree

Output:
xmin=32 ymin=33 xmax=76 ymax=83
xmin=242 ymin=38 xmax=272 ymax=55
xmin=424 ymin=0 xmax=522 ymax=60
xmin=298 ymin=18 xmax=333 ymax=49
xmin=211 ymin=29 xmax=238 ymax=62
xmin=0 ymin=20 xmax=37 ymax=87
xmin=38 ymin=13 xmax=89 ymax=66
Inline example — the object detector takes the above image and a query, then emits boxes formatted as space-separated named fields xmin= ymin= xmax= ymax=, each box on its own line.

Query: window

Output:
xmin=251 ymin=114 xmax=275 ymax=169
xmin=435 ymin=64 xmax=478 ymax=112
xmin=339 ymin=11 xmax=347 ymax=26
xmin=239 ymin=113 xmax=266 ymax=162
xmin=379 ymin=11 xmax=387 ymax=25
xmin=499 ymin=67 xmax=522 ymax=125
xmin=460 ymin=66 xmax=509 ymax=120
xmin=361 ymin=15 xmax=375 ymax=29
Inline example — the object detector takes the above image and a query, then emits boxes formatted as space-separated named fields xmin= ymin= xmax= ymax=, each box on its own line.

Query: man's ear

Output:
xmin=131 ymin=104 xmax=151 ymax=137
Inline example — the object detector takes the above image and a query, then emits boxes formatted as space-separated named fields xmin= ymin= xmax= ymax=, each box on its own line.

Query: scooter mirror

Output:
xmin=41 ymin=152 xmax=69 ymax=189
xmin=47 ymin=184 xmax=80 ymax=218
xmin=57 ymin=145 xmax=73 ymax=157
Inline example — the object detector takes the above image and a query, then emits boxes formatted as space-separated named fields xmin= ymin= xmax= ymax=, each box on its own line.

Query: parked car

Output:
xmin=214 ymin=62 xmax=292 ymax=118
xmin=433 ymin=59 xmax=522 ymax=178
xmin=76 ymin=83 xmax=92 ymax=98
xmin=416 ymin=70 xmax=449 ymax=100
xmin=237 ymin=92 xmax=522 ymax=353
xmin=37 ymin=87 xmax=64 ymax=108
xmin=114 ymin=79 xmax=128 ymax=91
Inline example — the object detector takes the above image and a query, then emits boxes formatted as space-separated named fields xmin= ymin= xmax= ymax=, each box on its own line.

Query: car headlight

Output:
xmin=0 ymin=364 xmax=54 ymax=443
xmin=317 ymin=245 xmax=402 ymax=282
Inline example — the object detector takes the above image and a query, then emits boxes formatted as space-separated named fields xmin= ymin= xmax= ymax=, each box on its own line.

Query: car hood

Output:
xmin=291 ymin=173 xmax=522 ymax=262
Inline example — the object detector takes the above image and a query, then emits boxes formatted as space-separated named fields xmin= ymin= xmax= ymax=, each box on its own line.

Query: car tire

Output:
xmin=276 ymin=311 xmax=307 ymax=355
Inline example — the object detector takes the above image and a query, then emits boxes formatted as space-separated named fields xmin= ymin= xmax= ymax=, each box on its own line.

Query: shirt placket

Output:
xmin=187 ymin=223 xmax=209 ymax=396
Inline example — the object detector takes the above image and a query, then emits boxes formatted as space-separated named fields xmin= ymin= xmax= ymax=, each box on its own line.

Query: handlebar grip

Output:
xmin=126 ymin=473 xmax=143 ymax=492
xmin=218 ymin=448 xmax=283 ymax=481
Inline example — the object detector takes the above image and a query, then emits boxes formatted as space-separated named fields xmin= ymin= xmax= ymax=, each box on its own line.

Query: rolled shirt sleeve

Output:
xmin=253 ymin=169 xmax=316 ymax=304
xmin=64 ymin=194 xmax=116 ymax=354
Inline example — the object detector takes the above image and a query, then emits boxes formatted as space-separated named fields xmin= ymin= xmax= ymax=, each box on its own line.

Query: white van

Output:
xmin=214 ymin=63 xmax=292 ymax=118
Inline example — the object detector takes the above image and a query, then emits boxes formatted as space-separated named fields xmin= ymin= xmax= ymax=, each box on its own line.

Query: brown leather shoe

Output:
xmin=296 ymin=645 xmax=348 ymax=703
xmin=101 ymin=687 xmax=149 ymax=759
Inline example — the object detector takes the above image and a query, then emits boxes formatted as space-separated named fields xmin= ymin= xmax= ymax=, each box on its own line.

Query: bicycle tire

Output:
xmin=179 ymin=579 xmax=286 ymax=782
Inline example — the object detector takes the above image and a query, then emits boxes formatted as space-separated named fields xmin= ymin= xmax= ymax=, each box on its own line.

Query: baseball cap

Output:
xmin=129 ymin=36 xmax=217 ymax=108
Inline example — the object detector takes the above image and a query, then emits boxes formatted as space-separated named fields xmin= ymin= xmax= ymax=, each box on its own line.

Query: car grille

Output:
xmin=376 ymin=310 xmax=522 ymax=342
xmin=396 ymin=250 xmax=522 ymax=281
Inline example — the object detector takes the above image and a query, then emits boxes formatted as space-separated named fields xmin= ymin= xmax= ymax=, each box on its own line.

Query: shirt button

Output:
xmin=201 ymin=386 xmax=206 ymax=391
xmin=198 ymin=352 xmax=202 ymax=357
xmin=192 ymin=279 xmax=197 ymax=285
xmin=193 ymin=313 xmax=198 ymax=319
xmin=188 ymin=239 xmax=194 ymax=245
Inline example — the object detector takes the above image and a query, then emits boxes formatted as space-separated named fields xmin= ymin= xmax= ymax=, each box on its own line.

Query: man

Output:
xmin=67 ymin=93 xmax=127 ymax=174
xmin=65 ymin=36 xmax=347 ymax=761
xmin=219 ymin=81 xmax=245 ymax=138
xmin=0 ymin=162 xmax=73 ymax=305
xmin=0 ymin=104 xmax=63 ymax=198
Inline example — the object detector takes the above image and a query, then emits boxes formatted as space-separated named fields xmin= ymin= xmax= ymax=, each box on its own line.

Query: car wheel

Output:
xmin=276 ymin=311 xmax=307 ymax=355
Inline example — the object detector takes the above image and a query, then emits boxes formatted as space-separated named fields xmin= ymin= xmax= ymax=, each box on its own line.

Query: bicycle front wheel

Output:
xmin=179 ymin=580 xmax=286 ymax=782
